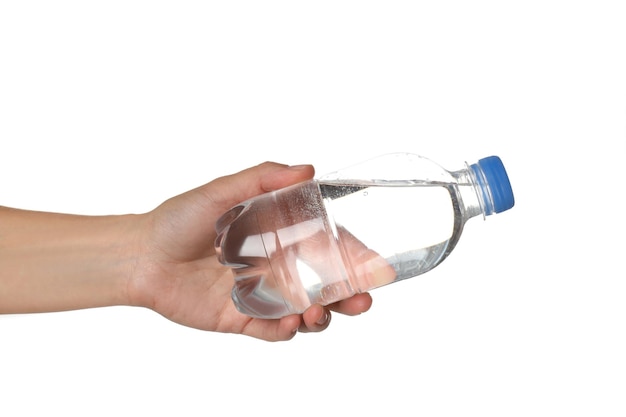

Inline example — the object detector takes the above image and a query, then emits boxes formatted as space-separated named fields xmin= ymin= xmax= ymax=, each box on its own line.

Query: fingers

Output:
xmin=242 ymin=293 xmax=374 ymax=341
xmin=328 ymin=292 xmax=373 ymax=316
xmin=299 ymin=304 xmax=332 ymax=333
xmin=297 ymin=293 xmax=373 ymax=334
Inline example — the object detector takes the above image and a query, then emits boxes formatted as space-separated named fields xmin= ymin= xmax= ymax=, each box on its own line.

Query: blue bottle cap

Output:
xmin=471 ymin=156 xmax=515 ymax=214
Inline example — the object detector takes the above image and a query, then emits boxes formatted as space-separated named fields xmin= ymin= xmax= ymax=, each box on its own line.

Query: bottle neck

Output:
xmin=453 ymin=165 xmax=495 ymax=221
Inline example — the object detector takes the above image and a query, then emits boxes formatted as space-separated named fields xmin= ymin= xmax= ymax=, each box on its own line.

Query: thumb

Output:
xmin=202 ymin=162 xmax=315 ymax=217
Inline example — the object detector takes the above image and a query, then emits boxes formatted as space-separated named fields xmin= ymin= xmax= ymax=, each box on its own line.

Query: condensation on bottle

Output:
xmin=214 ymin=153 xmax=515 ymax=319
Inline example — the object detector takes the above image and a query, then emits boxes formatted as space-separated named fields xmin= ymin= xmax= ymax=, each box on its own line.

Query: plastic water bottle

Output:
xmin=215 ymin=153 xmax=515 ymax=319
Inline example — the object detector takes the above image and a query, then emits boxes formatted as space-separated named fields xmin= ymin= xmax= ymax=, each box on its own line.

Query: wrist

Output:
xmin=0 ymin=208 xmax=143 ymax=313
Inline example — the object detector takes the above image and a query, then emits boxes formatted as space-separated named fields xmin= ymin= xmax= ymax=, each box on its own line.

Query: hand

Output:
xmin=127 ymin=162 xmax=373 ymax=341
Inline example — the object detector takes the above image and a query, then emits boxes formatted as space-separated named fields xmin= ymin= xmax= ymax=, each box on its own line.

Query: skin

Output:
xmin=0 ymin=162 xmax=373 ymax=342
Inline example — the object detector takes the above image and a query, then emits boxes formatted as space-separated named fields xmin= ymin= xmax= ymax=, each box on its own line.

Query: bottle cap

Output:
xmin=471 ymin=156 xmax=515 ymax=214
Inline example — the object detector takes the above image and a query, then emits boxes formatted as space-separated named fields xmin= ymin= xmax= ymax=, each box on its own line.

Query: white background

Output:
xmin=1 ymin=1 xmax=625 ymax=416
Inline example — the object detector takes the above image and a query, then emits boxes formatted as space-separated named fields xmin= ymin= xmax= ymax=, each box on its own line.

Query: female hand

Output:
xmin=127 ymin=162 xmax=373 ymax=341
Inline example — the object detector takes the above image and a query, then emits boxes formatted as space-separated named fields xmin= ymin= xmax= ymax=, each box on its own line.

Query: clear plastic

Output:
xmin=214 ymin=153 xmax=514 ymax=319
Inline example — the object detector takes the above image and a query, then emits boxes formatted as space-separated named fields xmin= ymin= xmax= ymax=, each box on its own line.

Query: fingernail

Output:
xmin=288 ymin=164 xmax=311 ymax=170
xmin=316 ymin=311 xmax=330 ymax=325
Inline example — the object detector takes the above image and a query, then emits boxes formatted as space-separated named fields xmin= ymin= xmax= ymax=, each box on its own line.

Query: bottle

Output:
xmin=215 ymin=153 xmax=515 ymax=319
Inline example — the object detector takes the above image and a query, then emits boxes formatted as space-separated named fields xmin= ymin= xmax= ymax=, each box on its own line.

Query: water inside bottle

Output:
xmin=216 ymin=179 xmax=464 ymax=318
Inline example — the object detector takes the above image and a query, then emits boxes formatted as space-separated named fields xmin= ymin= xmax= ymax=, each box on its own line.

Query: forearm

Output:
xmin=0 ymin=206 xmax=140 ymax=313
